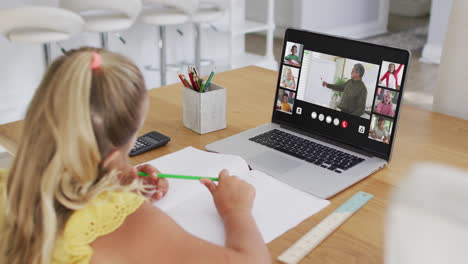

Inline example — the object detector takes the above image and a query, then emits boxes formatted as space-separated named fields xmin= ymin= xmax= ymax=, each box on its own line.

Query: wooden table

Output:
xmin=1 ymin=66 xmax=468 ymax=263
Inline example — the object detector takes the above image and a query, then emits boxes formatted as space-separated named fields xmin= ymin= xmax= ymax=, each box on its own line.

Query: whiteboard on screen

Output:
xmin=303 ymin=58 xmax=336 ymax=108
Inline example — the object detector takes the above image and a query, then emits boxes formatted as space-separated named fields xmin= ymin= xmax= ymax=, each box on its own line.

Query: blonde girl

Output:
xmin=281 ymin=68 xmax=296 ymax=90
xmin=0 ymin=47 xmax=270 ymax=264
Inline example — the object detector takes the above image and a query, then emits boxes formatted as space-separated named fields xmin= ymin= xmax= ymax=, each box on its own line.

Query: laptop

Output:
xmin=206 ymin=28 xmax=410 ymax=199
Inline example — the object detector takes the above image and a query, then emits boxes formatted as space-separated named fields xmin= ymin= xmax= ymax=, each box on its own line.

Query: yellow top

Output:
xmin=0 ymin=169 xmax=145 ymax=264
xmin=281 ymin=102 xmax=291 ymax=112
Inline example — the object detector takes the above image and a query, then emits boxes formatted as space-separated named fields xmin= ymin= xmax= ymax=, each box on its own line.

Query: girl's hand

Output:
xmin=200 ymin=169 xmax=255 ymax=219
xmin=132 ymin=164 xmax=169 ymax=202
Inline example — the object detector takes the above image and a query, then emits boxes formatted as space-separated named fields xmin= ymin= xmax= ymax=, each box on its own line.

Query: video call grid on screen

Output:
xmin=272 ymin=29 xmax=410 ymax=160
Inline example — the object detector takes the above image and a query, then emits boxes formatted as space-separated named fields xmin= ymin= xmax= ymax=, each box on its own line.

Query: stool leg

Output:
xmin=43 ymin=43 xmax=51 ymax=67
xmin=194 ymin=23 xmax=201 ymax=71
xmin=100 ymin=32 xmax=109 ymax=49
xmin=159 ymin=25 xmax=167 ymax=86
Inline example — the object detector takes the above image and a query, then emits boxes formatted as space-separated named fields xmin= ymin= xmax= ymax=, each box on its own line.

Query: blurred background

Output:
xmin=0 ymin=0 xmax=453 ymax=126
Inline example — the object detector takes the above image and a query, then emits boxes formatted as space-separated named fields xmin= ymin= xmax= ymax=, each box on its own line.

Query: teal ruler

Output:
xmin=278 ymin=191 xmax=374 ymax=264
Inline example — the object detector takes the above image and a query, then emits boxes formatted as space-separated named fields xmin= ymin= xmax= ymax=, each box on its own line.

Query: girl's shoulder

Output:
xmin=54 ymin=191 xmax=145 ymax=263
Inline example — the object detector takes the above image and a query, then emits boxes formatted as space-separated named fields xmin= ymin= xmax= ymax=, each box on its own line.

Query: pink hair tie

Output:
xmin=91 ymin=52 xmax=102 ymax=70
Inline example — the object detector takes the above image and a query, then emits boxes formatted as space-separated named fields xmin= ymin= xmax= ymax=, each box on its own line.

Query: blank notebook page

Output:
xmin=144 ymin=147 xmax=330 ymax=245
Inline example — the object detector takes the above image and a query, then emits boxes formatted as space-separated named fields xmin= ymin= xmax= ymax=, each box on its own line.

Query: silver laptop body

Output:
xmin=206 ymin=123 xmax=386 ymax=199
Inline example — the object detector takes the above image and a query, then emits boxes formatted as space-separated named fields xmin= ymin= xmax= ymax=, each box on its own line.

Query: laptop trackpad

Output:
xmin=249 ymin=151 xmax=301 ymax=174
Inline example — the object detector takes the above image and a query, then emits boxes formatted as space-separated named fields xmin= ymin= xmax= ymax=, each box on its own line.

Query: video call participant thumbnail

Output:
xmin=374 ymin=89 xmax=398 ymax=117
xmin=283 ymin=42 xmax=303 ymax=67
xmin=322 ymin=63 xmax=368 ymax=117
xmin=369 ymin=115 xmax=393 ymax=144
xmin=379 ymin=62 xmax=404 ymax=90
xmin=280 ymin=66 xmax=298 ymax=90
xmin=276 ymin=89 xmax=295 ymax=114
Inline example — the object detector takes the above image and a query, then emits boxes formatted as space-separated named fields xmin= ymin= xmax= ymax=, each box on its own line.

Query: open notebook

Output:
xmin=146 ymin=147 xmax=330 ymax=245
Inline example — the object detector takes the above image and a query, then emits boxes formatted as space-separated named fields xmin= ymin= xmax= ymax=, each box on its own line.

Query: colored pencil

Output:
xmin=138 ymin=171 xmax=219 ymax=181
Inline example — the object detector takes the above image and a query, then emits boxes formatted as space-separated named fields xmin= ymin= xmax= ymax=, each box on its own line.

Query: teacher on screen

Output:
xmin=322 ymin=63 xmax=368 ymax=117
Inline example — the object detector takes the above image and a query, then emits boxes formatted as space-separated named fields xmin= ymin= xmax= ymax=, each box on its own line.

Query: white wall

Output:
xmin=301 ymin=0 xmax=379 ymax=30
xmin=432 ymin=0 xmax=468 ymax=120
xmin=421 ymin=0 xmax=453 ymax=64
xmin=299 ymin=0 xmax=388 ymax=39
xmin=246 ymin=0 xmax=299 ymax=37
xmin=247 ymin=0 xmax=388 ymax=39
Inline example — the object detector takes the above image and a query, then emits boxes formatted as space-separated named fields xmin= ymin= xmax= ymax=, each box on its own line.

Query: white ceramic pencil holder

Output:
xmin=183 ymin=83 xmax=226 ymax=134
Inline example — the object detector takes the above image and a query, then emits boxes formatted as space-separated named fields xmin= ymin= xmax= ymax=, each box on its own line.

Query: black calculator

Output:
xmin=129 ymin=131 xmax=171 ymax=157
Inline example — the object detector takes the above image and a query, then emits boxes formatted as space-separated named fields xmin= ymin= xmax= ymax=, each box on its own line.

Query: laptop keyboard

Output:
xmin=249 ymin=129 xmax=365 ymax=173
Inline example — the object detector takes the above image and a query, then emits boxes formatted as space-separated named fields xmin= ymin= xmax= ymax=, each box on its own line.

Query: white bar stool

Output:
xmin=0 ymin=6 xmax=84 ymax=67
xmin=60 ymin=0 xmax=142 ymax=49
xmin=139 ymin=0 xmax=193 ymax=86
xmin=191 ymin=0 xmax=227 ymax=70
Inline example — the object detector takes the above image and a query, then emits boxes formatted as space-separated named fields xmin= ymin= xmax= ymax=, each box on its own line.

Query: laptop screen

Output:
xmin=272 ymin=28 xmax=410 ymax=160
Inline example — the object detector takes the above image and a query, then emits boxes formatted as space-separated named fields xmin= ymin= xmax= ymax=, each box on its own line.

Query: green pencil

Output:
xmin=203 ymin=71 xmax=215 ymax=93
xmin=137 ymin=171 xmax=219 ymax=181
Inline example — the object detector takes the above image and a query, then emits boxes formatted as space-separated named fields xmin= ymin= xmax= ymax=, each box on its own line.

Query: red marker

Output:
xmin=178 ymin=72 xmax=192 ymax=89
xmin=188 ymin=72 xmax=199 ymax=92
